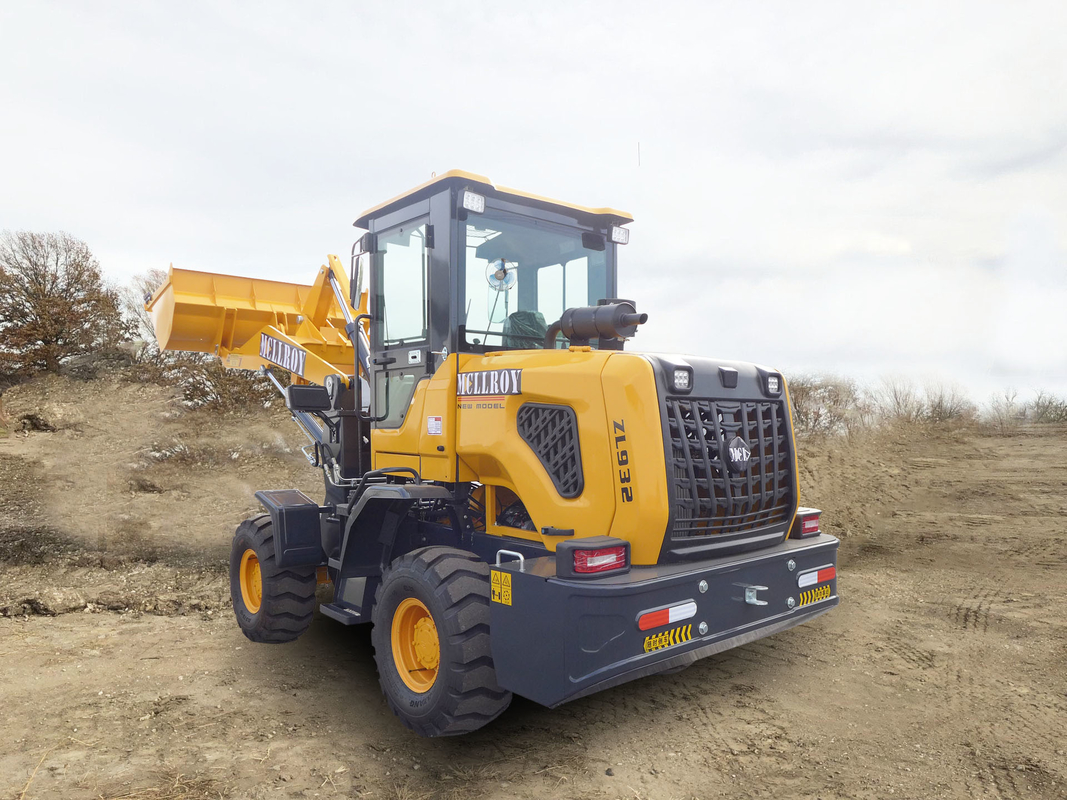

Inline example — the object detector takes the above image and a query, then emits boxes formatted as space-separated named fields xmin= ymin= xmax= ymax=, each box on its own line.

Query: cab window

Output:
xmin=374 ymin=221 xmax=428 ymax=347
xmin=462 ymin=211 xmax=609 ymax=350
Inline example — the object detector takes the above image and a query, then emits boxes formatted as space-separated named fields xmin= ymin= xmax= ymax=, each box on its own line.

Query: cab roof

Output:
xmin=353 ymin=169 xmax=634 ymax=230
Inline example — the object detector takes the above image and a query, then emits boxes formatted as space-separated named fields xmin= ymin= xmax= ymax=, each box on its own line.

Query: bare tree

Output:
xmin=123 ymin=267 xmax=169 ymax=348
xmin=0 ymin=231 xmax=127 ymax=374
xmin=1027 ymin=390 xmax=1067 ymax=423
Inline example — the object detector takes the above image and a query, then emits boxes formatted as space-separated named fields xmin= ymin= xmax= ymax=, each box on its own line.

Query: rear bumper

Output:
xmin=489 ymin=534 xmax=839 ymax=707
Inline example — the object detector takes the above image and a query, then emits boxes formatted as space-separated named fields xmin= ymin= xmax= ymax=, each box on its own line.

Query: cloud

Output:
xmin=1 ymin=1 xmax=1065 ymax=397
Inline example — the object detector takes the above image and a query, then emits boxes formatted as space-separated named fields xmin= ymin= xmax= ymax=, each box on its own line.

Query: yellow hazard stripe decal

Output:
xmin=798 ymin=584 xmax=832 ymax=607
xmin=643 ymin=623 xmax=693 ymax=653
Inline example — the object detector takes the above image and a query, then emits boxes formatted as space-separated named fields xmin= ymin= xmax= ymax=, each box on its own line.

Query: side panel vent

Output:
xmin=516 ymin=403 xmax=584 ymax=498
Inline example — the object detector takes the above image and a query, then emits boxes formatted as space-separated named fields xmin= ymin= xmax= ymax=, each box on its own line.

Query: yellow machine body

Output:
xmin=370 ymin=349 xmax=672 ymax=565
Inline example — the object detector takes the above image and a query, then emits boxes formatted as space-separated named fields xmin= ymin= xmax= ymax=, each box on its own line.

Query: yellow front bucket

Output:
xmin=146 ymin=263 xmax=357 ymax=381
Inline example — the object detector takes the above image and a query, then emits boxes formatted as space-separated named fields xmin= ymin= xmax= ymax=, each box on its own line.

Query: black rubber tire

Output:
xmin=371 ymin=546 xmax=512 ymax=737
xmin=229 ymin=515 xmax=317 ymax=644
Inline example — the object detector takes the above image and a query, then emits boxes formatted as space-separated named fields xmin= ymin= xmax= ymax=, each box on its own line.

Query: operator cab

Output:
xmin=352 ymin=169 xmax=632 ymax=353
xmin=351 ymin=170 xmax=635 ymax=429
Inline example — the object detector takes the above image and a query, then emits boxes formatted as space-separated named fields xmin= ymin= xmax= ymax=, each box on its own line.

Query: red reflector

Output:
xmin=638 ymin=608 xmax=670 ymax=631
xmin=798 ymin=564 xmax=837 ymax=588
xmin=801 ymin=515 xmax=820 ymax=534
xmin=638 ymin=600 xmax=698 ymax=631
xmin=573 ymin=546 xmax=627 ymax=574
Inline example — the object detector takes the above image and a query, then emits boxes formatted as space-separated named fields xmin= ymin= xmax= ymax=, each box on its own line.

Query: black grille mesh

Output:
xmin=517 ymin=404 xmax=584 ymax=498
xmin=665 ymin=398 xmax=793 ymax=540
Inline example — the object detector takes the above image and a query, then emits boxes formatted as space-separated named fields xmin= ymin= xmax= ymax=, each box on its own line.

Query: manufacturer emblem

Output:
xmin=260 ymin=333 xmax=307 ymax=377
xmin=457 ymin=368 xmax=522 ymax=397
xmin=725 ymin=435 xmax=752 ymax=473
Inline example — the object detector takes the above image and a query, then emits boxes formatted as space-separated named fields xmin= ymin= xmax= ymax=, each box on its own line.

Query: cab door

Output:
xmin=369 ymin=214 xmax=431 ymax=434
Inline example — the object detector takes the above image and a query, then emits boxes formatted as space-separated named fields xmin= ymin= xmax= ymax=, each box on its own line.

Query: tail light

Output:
xmin=791 ymin=508 xmax=822 ymax=539
xmin=555 ymin=536 xmax=631 ymax=578
xmin=574 ymin=546 xmax=627 ymax=574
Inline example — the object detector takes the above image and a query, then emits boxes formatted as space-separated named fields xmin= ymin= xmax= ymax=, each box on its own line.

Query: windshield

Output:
xmin=462 ymin=211 xmax=611 ymax=350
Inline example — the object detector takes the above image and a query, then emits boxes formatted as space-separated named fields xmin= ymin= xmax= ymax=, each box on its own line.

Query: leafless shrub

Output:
xmin=1027 ymin=390 xmax=1067 ymax=423
xmin=922 ymin=382 xmax=977 ymax=423
xmin=128 ymin=351 xmax=282 ymax=410
xmin=122 ymin=267 xmax=169 ymax=351
xmin=986 ymin=387 xmax=1022 ymax=434
xmin=787 ymin=374 xmax=871 ymax=436
xmin=868 ymin=377 xmax=926 ymax=423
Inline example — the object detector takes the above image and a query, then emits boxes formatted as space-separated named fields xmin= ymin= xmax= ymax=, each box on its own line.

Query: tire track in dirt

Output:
xmin=887 ymin=433 xmax=1067 ymax=799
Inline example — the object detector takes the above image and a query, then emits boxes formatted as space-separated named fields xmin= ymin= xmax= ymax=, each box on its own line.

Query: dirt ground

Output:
xmin=1 ymin=374 xmax=1065 ymax=800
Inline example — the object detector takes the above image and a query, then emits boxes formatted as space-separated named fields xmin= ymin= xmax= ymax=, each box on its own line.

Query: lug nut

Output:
xmin=698 ymin=580 xmax=708 ymax=593
xmin=698 ymin=622 xmax=708 ymax=635
xmin=787 ymin=597 xmax=796 ymax=609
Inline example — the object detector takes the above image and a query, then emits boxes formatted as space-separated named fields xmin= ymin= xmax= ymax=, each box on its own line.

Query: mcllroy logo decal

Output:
xmin=260 ymin=333 xmax=307 ymax=378
xmin=457 ymin=368 xmax=522 ymax=397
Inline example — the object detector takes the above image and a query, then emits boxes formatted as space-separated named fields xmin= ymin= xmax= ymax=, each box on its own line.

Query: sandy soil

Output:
xmin=1 ymin=375 xmax=1064 ymax=800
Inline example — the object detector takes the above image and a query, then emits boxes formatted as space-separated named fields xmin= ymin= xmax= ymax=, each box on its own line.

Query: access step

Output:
xmin=319 ymin=603 xmax=363 ymax=626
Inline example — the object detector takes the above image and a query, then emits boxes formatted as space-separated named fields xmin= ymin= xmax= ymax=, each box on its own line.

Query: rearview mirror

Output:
xmin=286 ymin=384 xmax=332 ymax=413
xmin=350 ymin=233 xmax=377 ymax=307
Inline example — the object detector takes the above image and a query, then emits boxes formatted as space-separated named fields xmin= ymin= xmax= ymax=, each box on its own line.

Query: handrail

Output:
xmin=345 ymin=466 xmax=423 ymax=517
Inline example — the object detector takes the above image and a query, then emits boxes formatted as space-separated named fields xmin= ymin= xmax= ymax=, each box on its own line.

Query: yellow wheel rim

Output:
xmin=239 ymin=549 xmax=262 ymax=614
xmin=391 ymin=597 xmax=439 ymax=693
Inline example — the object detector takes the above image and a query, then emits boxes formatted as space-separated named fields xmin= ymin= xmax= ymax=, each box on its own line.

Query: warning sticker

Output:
xmin=427 ymin=415 xmax=443 ymax=435
xmin=643 ymin=623 xmax=692 ymax=653
xmin=490 ymin=569 xmax=512 ymax=605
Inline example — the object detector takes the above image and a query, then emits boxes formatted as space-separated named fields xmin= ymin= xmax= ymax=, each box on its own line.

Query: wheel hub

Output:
xmin=239 ymin=549 xmax=262 ymax=614
xmin=412 ymin=616 xmax=440 ymax=670
xmin=391 ymin=598 xmax=440 ymax=692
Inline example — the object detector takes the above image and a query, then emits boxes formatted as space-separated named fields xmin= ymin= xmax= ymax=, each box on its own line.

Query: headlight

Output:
xmin=610 ymin=225 xmax=630 ymax=245
xmin=766 ymin=374 xmax=781 ymax=395
xmin=673 ymin=368 xmax=692 ymax=392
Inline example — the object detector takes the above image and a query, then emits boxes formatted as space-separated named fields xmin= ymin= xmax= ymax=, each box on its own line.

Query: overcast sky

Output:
xmin=2 ymin=1 xmax=1065 ymax=399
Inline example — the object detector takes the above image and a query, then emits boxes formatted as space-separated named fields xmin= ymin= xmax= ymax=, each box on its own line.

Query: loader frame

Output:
xmin=147 ymin=170 xmax=840 ymax=734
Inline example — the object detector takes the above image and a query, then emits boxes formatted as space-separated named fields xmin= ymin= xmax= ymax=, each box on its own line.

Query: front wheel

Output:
xmin=229 ymin=515 xmax=317 ymax=643
xmin=371 ymin=547 xmax=512 ymax=736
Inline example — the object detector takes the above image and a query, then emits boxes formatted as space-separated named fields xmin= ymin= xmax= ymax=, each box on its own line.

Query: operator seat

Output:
xmin=502 ymin=310 xmax=548 ymax=349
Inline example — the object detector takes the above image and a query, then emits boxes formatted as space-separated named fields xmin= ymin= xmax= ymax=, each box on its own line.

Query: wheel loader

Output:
xmin=145 ymin=170 xmax=839 ymax=737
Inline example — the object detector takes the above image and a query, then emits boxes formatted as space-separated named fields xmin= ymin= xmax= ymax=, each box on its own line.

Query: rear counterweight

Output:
xmin=488 ymin=534 xmax=839 ymax=708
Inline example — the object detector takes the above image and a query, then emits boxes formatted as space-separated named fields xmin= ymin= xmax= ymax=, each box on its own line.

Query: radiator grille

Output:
xmin=517 ymin=403 xmax=584 ymax=498
xmin=665 ymin=398 xmax=793 ymax=543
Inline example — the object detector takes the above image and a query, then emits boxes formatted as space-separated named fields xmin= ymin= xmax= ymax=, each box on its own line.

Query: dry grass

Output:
xmin=97 ymin=771 xmax=226 ymax=800
xmin=786 ymin=373 xmax=1065 ymax=438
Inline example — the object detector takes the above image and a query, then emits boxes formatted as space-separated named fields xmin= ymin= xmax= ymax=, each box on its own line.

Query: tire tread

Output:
xmin=372 ymin=546 xmax=511 ymax=736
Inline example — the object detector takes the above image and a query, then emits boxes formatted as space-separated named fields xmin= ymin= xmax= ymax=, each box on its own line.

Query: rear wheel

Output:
xmin=371 ymin=546 xmax=512 ymax=736
xmin=229 ymin=515 xmax=316 ymax=643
